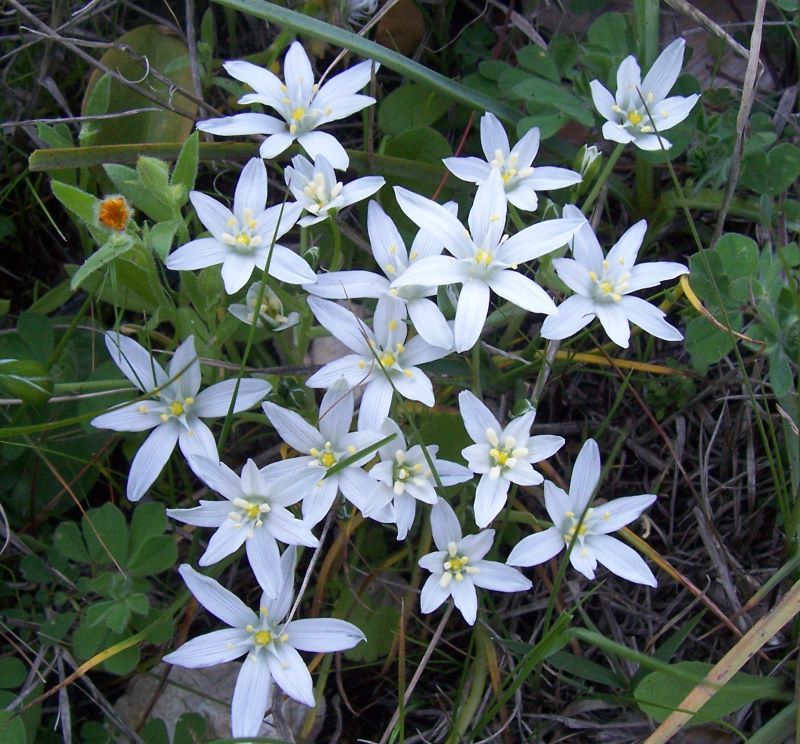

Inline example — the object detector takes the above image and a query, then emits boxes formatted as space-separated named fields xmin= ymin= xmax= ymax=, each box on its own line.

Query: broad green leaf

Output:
xmin=54 ymin=521 xmax=92 ymax=563
xmin=0 ymin=712 xmax=26 ymax=744
xmin=28 ymin=280 xmax=74 ymax=315
xmin=767 ymin=143 xmax=800 ymax=196
xmin=71 ymin=234 xmax=136 ymax=290
xmin=685 ymin=316 xmax=738 ymax=372
xmin=17 ymin=311 xmax=54 ymax=362
xmin=147 ymin=219 xmax=182 ymax=261
xmin=104 ymin=163 xmax=175 ymax=222
xmin=128 ymin=536 xmax=177 ymax=577
xmin=80 ymin=73 xmax=113 ymax=145
xmin=170 ymin=130 xmax=199 ymax=196
xmin=51 ymin=180 xmax=99 ymax=224
xmin=512 ymin=78 xmax=594 ymax=127
xmin=378 ymin=84 xmax=452 ymax=136
xmin=0 ymin=658 xmax=25 ymax=690
xmin=344 ymin=602 xmax=400 ymax=663
xmin=0 ymin=359 xmax=53 ymax=404
xmin=129 ymin=502 xmax=168 ymax=553
xmin=716 ymin=233 xmax=759 ymax=281
xmin=383 ymin=127 xmax=452 ymax=163
xmin=516 ymin=44 xmax=560 ymax=82
xmin=634 ymin=661 xmax=786 ymax=724
xmin=81 ymin=25 xmax=197 ymax=145
xmin=82 ymin=503 xmax=129 ymax=565
xmin=586 ymin=12 xmax=633 ymax=56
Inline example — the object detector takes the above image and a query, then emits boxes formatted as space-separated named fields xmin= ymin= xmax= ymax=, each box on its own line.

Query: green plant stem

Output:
xmin=581 ymin=143 xmax=625 ymax=215
xmin=447 ymin=624 xmax=488 ymax=742
xmin=329 ymin=216 xmax=344 ymax=271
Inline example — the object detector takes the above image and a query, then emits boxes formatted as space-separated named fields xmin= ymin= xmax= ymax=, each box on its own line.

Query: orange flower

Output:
xmin=97 ymin=195 xmax=131 ymax=231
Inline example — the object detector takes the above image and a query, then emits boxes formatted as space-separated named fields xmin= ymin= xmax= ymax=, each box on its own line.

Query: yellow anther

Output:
xmin=227 ymin=217 xmax=237 ymax=227
xmin=627 ymin=110 xmax=643 ymax=125
xmin=603 ymin=511 xmax=611 ymax=520
xmin=291 ymin=107 xmax=306 ymax=121
xmin=358 ymin=359 xmax=366 ymax=369
xmin=254 ymin=630 xmax=272 ymax=645
xmin=160 ymin=413 xmax=169 ymax=422
xmin=347 ymin=445 xmax=356 ymax=454
xmin=170 ymin=401 xmax=184 ymax=416
xmin=403 ymin=369 xmax=413 ymax=378
xmin=388 ymin=244 xmax=396 ymax=254
xmin=380 ymin=352 xmax=396 ymax=367
xmin=246 ymin=504 xmax=260 ymax=519
xmin=320 ymin=452 xmax=336 ymax=468
xmin=388 ymin=319 xmax=397 ymax=331
xmin=236 ymin=234 xmax=251 ymax=246
xmin=600 ymin=281 xmax=614 ymax=295
xmin=138 ymin=405 xmax=149 ymax=414
xmin=588 ymin=271 xmax=598 ymax=281
xmin=384 ymin=264 xmax=396 ymax=274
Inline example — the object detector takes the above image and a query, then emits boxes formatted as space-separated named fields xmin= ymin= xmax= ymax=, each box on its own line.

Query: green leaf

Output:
xmin=102 ymin=641 xmax=140 ymax=675
xmin=586 ymin=12 xmax=633 ymax=56
xmin=28 ymin=280 xmax=74 ymax=315
xmin=344 ymin=602 xmax=400 ymax=663
xmin=685 ymin=316 xmax=738 ymax=372
xmin=146 ymin=219 xmax=182 ymax=261
xmin=716 ymin=233 xmax=759 ymax=281
xmin=128 ymin=536 xmax=177 ymax=577
xmin=383 ymin=127 xmax=452 ymax=163
xmin=0 ymin=712 xmax=26 ymax=744
xmin=512 ymin=78 xmax=594 ymax=127
xmin=378 ymin=84 xmax=452 ymax=135
xmin=80 ymin=73 xmax=113 ymax=146
xmin=547 ymin=650 xmax=623 ymax=687
xmin=0 ymin=358 xmax=53 ymax=404
xmin=516 ymin=44 xmax=560 ymax=82
xmin=104 ymin=164 xmax=175 ymax=222
xmin=51 ymin=180 xmax=99 ymax=224
xmin=767 ymin=143 xmax=800 ymax=196
xmin=81 ymin=25 xmax=197 ymax=146
xmin=634 ymin=661 xmax=786 ymax=725
xmin=53 ymin=522 xmax=92 ymax=563
xmin=170 ymin=130 xmax=199 ymax=197
xmin=104 ymin=603 xmax=132 ymax=634
xmin=82 ymin=503 xmax=129 ymax=565
xmin=129 ymin=502 xmax=168 ymax=552
xmin=769 ymin=348 xmax=794 ymax=398
xmin=17 ymin=312 xmax=54 ymax=362
xmin=0 ymin=658 xmax=26 ymax=690
xmin=71 ymin=234 xmax=136 ymax=290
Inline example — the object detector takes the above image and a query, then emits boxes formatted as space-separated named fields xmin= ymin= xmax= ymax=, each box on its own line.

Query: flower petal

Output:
xmin=468 ymin=171 xmax=507 ymax=250
xmin=263 ymin=402 xmax=321 ymax=453
xmin=569 ymin=438 xmax=601 ymax=514
xmin=298 ymin=130 xmax=349 ymax=170
xmin=90 ymin=400 xmax=162 ymax=432
xmin=501 ymin=217 xmax=583 ymax=264
xmin=267 ymin=643 xmax=315 ymax=706
xmin=593 ymin=494 xmax=657 ymax=534
xmin=178 ymin=564 xmax=258 ymax=627
xmin=458 ymin=390 xmax=501 ymax=444
xmin=443 ymin=156 xmax=491 ymax=185
xmin=407 ymin=298 xmax=454 ymax=349
xmin=589 ymin=534 xmax=657 ymax=586
xmin=450 ymin=575 xmax=478 ymax=625
xmin=234 ymin=158 xmax=268 ymax=221
xmin=595 ymin=301 xmax=632 ymax=347
xmin=479 ymin=112 xmax=509 ymax=159
xmin=430 ymin=496 xmax=462 ymax=549
xmin=356 ymin=376 xmax=393 ymax=431
xmin=308 ymin=297 xmax=372 ymax=354
xmin=540 ymin=295 xmax=596 ymax=341
xmin=246 ymin=529 xmax=282 ymax=596
xmin=470 ymin=560 xmax=532 ymax=592
xmin=127 ymin=424 xmax=179 ymax=501
xmin=319 ymin=378 xmax=355 ymax=439
xmin=285 ymin=618 xmax=365 ymax=652
xmin=419 ymin=573 xmax=450 ymax=615
xmin=104 ymin=332 xmax=166 ymax=392
xmin=190 ymin=192 xmax=235 ymax=241
xmin=473 ymin=473 xmax=510 ymax=528
xmin=625 ymin=261 xmax=688 ymax=293
xmin=454 ymin=279 xmax=490 ymax=352
xmin=309 ymin=269 xmax=388 ymax=299
xmin=231 ymin=655 xmax=273 ymax=738
xmin=163 ymin=627 xmax=250 ymax=668
xmin=641 ymin=38 xmax=686 ymax=103
xmin=194 ymin=378 xmax=271 ymax=417
xmin=197 ymin=112 xmax=283 ymax=136
xmin=618 ymin=295 xmax=683 ymax=341
xmin=488 ymin=270 xmax=556 ymax=315
xmin=167 ymin=238 xmax=229 ymax=271
xmin=507 ymin=527 xmax=564 ymax=567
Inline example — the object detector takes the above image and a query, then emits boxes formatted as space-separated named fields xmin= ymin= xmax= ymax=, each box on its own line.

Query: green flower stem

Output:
xmin=508 ymin=204 xmax=526 ymax=231
xmin=329 ymin=216 xmax=344 ymax=271
xmin=447 ymin=625 xmax=488 ymax=743
xmin=581 ymin=143 xmax=625 ymax=215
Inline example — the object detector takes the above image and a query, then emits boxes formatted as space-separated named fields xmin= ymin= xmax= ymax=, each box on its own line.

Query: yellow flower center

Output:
xmin=291 ymin=107 xmax=306 ymax=121
xmin=380 ymin=351 xmax=396 ymax=367
xmin=254 ymin=630 xmax=272 ymax=646
xmin=627 ymin=110 xmax=643 ymax=125
xmin=170 ymin=401 xmax=184 ymax=416
xmin=321 ymin=451 xmax=336 ymax=468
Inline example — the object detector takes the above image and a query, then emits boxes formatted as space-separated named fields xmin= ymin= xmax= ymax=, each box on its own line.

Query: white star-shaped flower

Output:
xmin=91 ymin=334 xmax=270 ymax=501
xmin=262 ymin=378 xmax=382 ymax=525
xmin=590 ymin=38 xmax=699 ymax=151
xmin=166 ymin=158 xmax=312 ymax=294
xmin=307 ymin=200 xmax=455 ymax=349
xmin=507 ymin=438 xmax=657 ymax=586
xmin=167 ymin=457 xmax=318 ymax=597
xmin=285 ymin=154 xmax=384 ymax=226
xmin=196 ymin=42 xmax=378 ymax=169
xmin=419 ymin=498 xmax=531 ymax=625
xmin=229 ymin=282 xmax=300 ymax=331
xmin=305 ymin=297 xmax=450 ymax=430
xmin=163 ymin=549 xmax=365 ymax=738
xmin=392 ymin=171 xmax=583 ymax=352
xmin=541 ymin=205 xmax=688 ymax=347
xmin=443 ymin=112 xmax=582 ymax=211
xmin=458 ymin=391 xmax=565 ymax=528
xmin=368 ymin=418 xmax=472 ymax=539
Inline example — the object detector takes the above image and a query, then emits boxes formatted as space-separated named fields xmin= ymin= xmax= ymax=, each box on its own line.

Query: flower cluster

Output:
xmin=87 ymin=37 xmax=699 ymax=737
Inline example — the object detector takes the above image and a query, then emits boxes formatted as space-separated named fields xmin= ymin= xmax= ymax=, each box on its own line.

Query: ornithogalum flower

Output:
xmin=166 ymin=457 xmax=318 ymax=597
xmin=368 ymin=418 xmax=472 ymax=539
xmin=262 ymin=379 xmax=382 ymax=525
xmin=590 ymin=38 xmax=699 ymax=151
xmin=91 ymin=334 xmax=270 ymax=501
xmin=507 ymin=438 xmax=657 ymax=586
xmin=307 ymin=200 xmax=454 ymax=349
xmin=419 ymin=498 xmax=531 ymax=625
xmin=228 ymin=283 xmax=300 ymax=331
xmin=285 ymin=154 xmax=384 ymax=226
xmin=443 ymin=113 xmax=581 ymax=211
xmin=541 ymin=205 xmax=688 ymax=348
xmin=305 ymin=298 xmax=450 ymax=430
xmin=166 ymin=158 xmax=312 ymax=294
xmin=392 ymin=171 xmax=582 ymax=351
xmin=164 ymin=549 xmax=365 ymax=738
xmin=196 ymin=42 xmax=378 ymax=169
xmin=459 ymin=391 xmax=564 ymax=528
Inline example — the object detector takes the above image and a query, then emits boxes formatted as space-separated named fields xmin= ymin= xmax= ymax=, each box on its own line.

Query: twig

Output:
xmin=378 ymin=603 xmax=454 ymax=744
xmin=710 ymin=0 xmax=766 ymax=246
